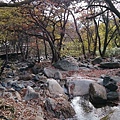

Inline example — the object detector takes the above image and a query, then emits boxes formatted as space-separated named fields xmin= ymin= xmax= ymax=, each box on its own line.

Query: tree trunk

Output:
xmin=36 ymin=37 xmax=40 ymax=63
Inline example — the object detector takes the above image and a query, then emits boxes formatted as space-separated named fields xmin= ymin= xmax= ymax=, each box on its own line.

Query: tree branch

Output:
xmin=104 ymin=0 xmax=120 ymax=18
xmin=0 ymin=0 xmax=35 ymax=7
xmin=86 ymin=9 xmax=108 ymax=19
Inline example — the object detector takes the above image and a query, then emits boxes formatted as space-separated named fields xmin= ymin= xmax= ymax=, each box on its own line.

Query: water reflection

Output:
xmin=68 ymin=96 xmax=116 ymax=120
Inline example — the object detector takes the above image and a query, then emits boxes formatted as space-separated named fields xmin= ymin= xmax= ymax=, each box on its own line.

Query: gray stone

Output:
xmin=91 ymin=57 xmax=103 ymax=65
xmin=35 ymin=116 xmax=44 ymax=120
xmin=11 ymin=82 xmax=24 ymax=91
xmin=19 ymin=73 xmax=32 ymax=80
xmin=43 ymin=67 xmax=55 ymax=78
xmin=32 ymin=74 xmax=47 ymax=83
xmin=103 ymin=76 xmax=112 ymax=86
xmin=47 ymin=78 xmax=64 ymax=95
xmin=43 ymin=67 xmax=62 ymax=80
xmin=105 ymin=83 xmax=118 ymax=91
xmin=45 ymin=97 xmax=75 ymax=119
xmin=21 ymin=80 xmax=35 ymax=88
xmin=67 ymin=78 xmax=95 ymax=96
xmin=103 ymin=76 xmax=118 ymax=91
xmin=107 ymin=91 xmax=119 ymax=100
xmin=64 ymin=56 xmax=78 ymax=64
xmin=0 ymin=84 xmax=6 ymax=91
xmin=24 ymin=86 xmax=39 ymax=101
xmin=99 ymin=62 xmax=120 ymax=69
xmin=89 ymin=83 xmax=107 ymax=104
xmin=53 ymin=57 xmax=79 ymax=71
xmin=54 ymin=71 xmax=63 ymax=80
xmin=111 ymin=76 xmax=120 ymax=82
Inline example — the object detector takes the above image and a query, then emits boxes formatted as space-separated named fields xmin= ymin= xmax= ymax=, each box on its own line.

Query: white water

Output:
xmin=68 ymin=97 xmax=118 ymax=120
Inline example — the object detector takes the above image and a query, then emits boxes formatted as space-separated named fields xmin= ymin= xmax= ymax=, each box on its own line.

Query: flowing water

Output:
xmin=67 ymin=96 xmax=119 ymax=120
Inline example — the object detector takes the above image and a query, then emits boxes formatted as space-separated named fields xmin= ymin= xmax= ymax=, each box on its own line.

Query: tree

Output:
xmin=83 ymin=0 xmax=120 ymax=19
xmin=17 ymin=1 xmax=71 ymax=62
xmin=96 ymin=10 xmax=119 ymax=57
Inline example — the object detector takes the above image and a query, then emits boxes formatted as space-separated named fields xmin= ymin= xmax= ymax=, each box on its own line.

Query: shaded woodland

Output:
xmin=0 ymin=0 xmax=120 ymax=64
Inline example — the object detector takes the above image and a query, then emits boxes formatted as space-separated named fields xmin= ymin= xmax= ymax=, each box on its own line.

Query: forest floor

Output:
xmin=0 ymin=61 xmax=120 ymax=120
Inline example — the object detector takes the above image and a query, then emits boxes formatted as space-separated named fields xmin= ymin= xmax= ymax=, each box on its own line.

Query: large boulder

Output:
xmin=67 ymin=78 xmax=95 ymax=97
xmin=53 ymin=56 xmax=79 ymax=71
xmin=47 ymin=78 xmax=64 ymax=95
xmin=99 ymin=62 xmax=120 ymax=69
xmin=45 ymin=97 xmax=75 ymax=119
xmin=89 ymin=83 xmax=107 ymax=105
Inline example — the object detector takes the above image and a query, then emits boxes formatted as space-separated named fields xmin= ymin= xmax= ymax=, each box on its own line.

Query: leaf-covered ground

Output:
xmin=0 ymin=64 xmax=120 ymax=120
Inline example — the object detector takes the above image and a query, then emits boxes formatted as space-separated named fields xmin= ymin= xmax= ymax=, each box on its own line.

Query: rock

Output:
xmin=103 ymin=76 xmax=118 ymax=91
xmin=0 ymin=84 xmax=6 ymax=91
xmin=105 ymin=83 xmax=118 ymax=91
xmin=24 ymin=86 xmax=39 ymax=101
xmin=54 ymin=71 xmax=63 ymax=80
xmin=31 ymin=66 xmax=39 ymax=74
xmin=45 ymin=97 xmax=75 ymax=119
xmin=27 ymin=61 xmax=35 ymax=68
xmin=64 ymin=56 xmax=78 ymax=64
xmin=19 ymin=73 xmax=32 ymax=81
xmin=107 ymin=91 xmax=119 ymax=100
xmin=32 ymin=61 xmax=51 ymax=74
xmin=96 ymin=78 xmax=103 ymax=85
xmin=78 ymin=62 xmax=87 ymax=67
xmin=11 ymin=82 xmax=24 ymax=91
xmin=6 ymin=71 xmax=14 ymax=78
xmin=47 ymin=78 xmax=64 ymax=95
xmin=0 ymin=84 xmax=6 ymax=96
xmin=35 ymin=116 xmax=44 ymax=120
xmin=79 ymin=67 xmax=91 ymax=71
xmin=99 ymin=62 xmax=120 ymax=69
xmin=103 ymin=76 xmax=113 ymax=86
xmin=19 ymin=66 xmax=28 ymax=72
xmin=43 ymin=67 xmax=62 ymax=80
xmin=53 ymin=57 xmax=79 ymax=71
xmin=15 ymin=91 xmax=22 ymax=101
xmin=111 ymin=76 xmax=120 ymax=83
xmin=91 ymin=57 xmax=103 ymax=65
xmin=67 ymin=79 xmax=95 ymax=97
xmin=32 ymin=74 xmax=47 ymax=83
xmin=89 ymin=83 xmax=107 ymax=104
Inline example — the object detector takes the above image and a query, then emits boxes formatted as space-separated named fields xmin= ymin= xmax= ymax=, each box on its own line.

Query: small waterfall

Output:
xmin=67 ymin=96 xmax=117 ymax=120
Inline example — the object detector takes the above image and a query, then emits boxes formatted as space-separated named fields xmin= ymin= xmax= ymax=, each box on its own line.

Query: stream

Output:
xmin=67 ymin=96 xmax=119 ymax=120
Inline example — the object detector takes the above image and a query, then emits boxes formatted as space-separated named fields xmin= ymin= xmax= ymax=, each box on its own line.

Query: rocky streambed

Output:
xmin=0 ymin=56 xmax=120 ymax=120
